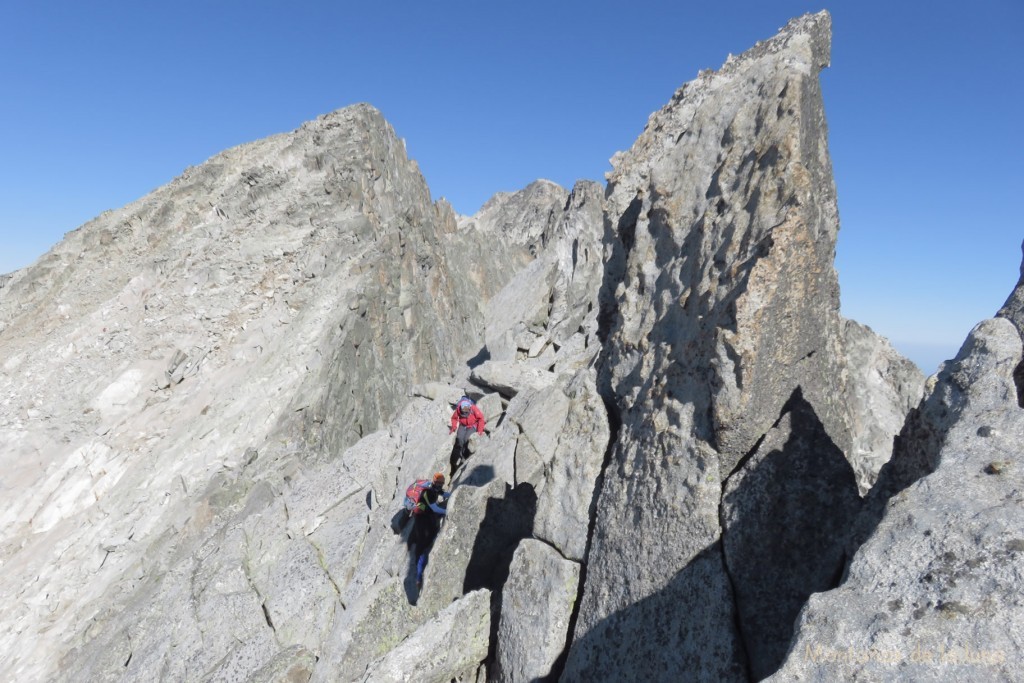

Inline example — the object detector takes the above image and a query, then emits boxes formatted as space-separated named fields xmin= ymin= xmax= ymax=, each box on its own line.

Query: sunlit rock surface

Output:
xmin=565 ymin=12 xmax=856 ymax=681
xmin=770 ymin=315 xmax=1024 ymax=682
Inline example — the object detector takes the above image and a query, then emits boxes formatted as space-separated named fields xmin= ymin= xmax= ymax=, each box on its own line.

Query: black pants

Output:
xmin=409 ymin=512 xmax=440 ymax=550
xmin=453 ymin=425 xmax=477 ymax=467
xmin=410 ymin=513 xmax=441 ymax=584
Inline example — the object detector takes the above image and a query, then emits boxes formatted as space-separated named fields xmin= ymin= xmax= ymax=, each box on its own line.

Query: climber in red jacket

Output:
xmin=449 ymin=395 xmax=485 ymax=469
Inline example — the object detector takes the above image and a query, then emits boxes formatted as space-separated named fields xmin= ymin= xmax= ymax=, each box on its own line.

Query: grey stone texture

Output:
xmin=565 ymin=12 xmax=855 ymax=681
xmin=361 ymin=589 xmax=492 ymax=683
xmin=528 ymin=369 xmax=608 ymax=563
xmin=721 ymin=392 xmax=863 ymax=680
xmin=769 ymin=316 xmax=1024 ymax=682
xmin=0 ymin=100 xmax=596 ymax=681
xmin=495 ymin=540 xmax=580 ymax=683
xmin=843 ymin=319 xmax=926 ymax=494
xmin=597 ymin=11 xmax=851 ymax=477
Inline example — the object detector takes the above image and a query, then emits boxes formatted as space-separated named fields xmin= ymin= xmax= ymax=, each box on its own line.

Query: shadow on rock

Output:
xmin=852 ymin=351 xmax=969 ymax=556
xmin=721 ymin=388 xmax=862 ymax=680
xmin=457 ymin=463 xmax=496 ymax=488
xmin=467 ymin=345 xmax=491 ymax=369
xmin=404 ymin=551 xmax=420 ymax=605
xmin=463 ymin=483 xmax=538 ymax=670
xmin=463 ymin=483 xmax=537 ymax=594
xmin=405 ymin=509 xmax=444 ymax=605
xmin=562 ymin=543 xmax=747 ymax=682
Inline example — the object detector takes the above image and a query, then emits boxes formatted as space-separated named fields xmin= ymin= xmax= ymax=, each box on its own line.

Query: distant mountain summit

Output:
xmin=1 ymin=11 xmax=1021 ymax=682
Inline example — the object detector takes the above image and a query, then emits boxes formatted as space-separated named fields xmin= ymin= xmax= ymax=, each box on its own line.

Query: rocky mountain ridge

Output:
xmin=1 ymin=11 xmax=1020 ymax=682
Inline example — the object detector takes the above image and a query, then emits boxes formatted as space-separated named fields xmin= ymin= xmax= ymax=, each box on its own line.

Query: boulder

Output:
xmin=412 ymin=381 xmax=464 ymax=405
xmin=475 ymin=391 xmax=504 ymax=429
xmin=770 ymin=317 xmax=1024 ymax=681
xmin=362 ymin=589 xmax=492 ymax=683
xmin=495 ymin=540 xmax=580 ymax=682
xmin=530 ymin=369 xmax=609 ymax=562
xmin=843 ymin=319 xmax=926 ymax=493
xmin=471 ymin=360 xmax=557 ymax=397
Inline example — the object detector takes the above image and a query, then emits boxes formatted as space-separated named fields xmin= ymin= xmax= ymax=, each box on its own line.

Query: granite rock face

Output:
xmin=763 ymin=255 xmax=1024 ymax=682
xmin=770 ymin=315 xmax=1024 ymax=682
xmin=480 ymin=180 xmax=605 ymax=366
xmin=2 ymin=9 xmax=997 ymax=683
xmin=721 ymin=391 xmax=862 ymax=679
xmin=361 ymin=589 xmax=493 ymax=683
xmin=495 ymin=540 xmax=580 ymax=683
xmin=5 ymin=105 xmax=470 ymax=680
xmin=597 ymin=12 xmax=851 ymax=476
xmin=997 ymin=240 xmax=1024 ymax=336
xmin=843 ymin=319 xmax=926 ymax=494
xmin=997 ymin=241 xmax=1024 ymax=410
xmin=0 ymin=102 xmax=602 ymax=682
xmin=565 ymin=12 xmax=861 ymax=681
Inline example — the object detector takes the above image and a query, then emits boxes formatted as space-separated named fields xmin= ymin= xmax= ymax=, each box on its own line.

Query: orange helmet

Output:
xmin=432 ymin=472 xmax=445 ymax=486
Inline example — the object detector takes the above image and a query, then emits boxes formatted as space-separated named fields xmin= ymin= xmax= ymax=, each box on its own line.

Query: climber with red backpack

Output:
xmin=401 ymin=472 xmax=449 ymax=590
xmin=449 ymin=395 xmax=485 ymax=470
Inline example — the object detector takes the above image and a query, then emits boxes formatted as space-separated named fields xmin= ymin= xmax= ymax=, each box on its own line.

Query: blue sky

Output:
xmin=1 ymin=1 xmax=1020 ymax=374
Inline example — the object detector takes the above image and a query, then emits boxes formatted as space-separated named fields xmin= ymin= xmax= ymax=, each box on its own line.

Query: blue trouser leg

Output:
xmin=416 ymin=552 xmax=428 ymax=583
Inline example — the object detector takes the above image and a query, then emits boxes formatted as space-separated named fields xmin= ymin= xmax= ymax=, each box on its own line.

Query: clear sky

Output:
xmin=1 ymin=1 xmax=1020 ymax=374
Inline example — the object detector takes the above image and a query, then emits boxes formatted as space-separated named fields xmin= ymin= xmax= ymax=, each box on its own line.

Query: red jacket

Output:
xmin=451 ymin=404 xmax=485 ymax=434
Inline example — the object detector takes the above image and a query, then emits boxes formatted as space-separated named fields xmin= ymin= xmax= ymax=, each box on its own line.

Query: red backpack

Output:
xmin=404 ymin=480 xmax=432 ymax=515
